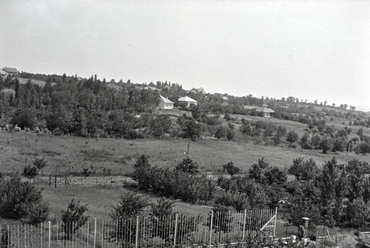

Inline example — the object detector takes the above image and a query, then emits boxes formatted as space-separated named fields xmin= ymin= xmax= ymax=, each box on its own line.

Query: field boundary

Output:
xmin=0 ymin=208 xmax=276 ymax=248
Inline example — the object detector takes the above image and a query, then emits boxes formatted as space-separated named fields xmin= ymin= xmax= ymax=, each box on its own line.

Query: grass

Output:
xmin=1 ymin=118 xmax=370 ymax=224
xmin=1 ymin=127 xmax=370 ymax=175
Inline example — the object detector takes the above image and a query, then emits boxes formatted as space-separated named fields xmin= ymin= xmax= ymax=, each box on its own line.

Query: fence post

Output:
xmin=0 ymin=224 xmax=1 ymax=248
xmin=48 ymin=221 xmax=51 ymax=248
xmin=93 ymin=218 xmax=97 ymax=248
xmin=173 ymin=213 xmax=179 ymax=248
xmin=273 ymin=207 xmax=278 ymax=237
xmin=242 ymin=209 xmax=247 ymax=240
xmin=135 ymin=216 xmax=139 ymax=248
xmin=209 ymin=211 xmax=214 ymax=248
xmin=7 ymin=225 xmax=10 ymax=248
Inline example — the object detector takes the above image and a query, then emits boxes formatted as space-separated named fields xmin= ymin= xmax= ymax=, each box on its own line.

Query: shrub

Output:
xmin=226 ymin=128 xmax=235 ymax=141
xmin=23 ymin=165 xmax=38 ymax=179
xmin=286 ymin=130 xmax=299 ymax=144
xmin=151 ymin=198 xmax=174 ymax=217
xmin=62 ymin=199 xmax=89 ymax=238
xmin=0 ymin=175 xmax=49 ymax=223
xmin=355 ymin=142 xmax=370 ymax=155
xmin=175 ymin=158 xmax=199 ymax=175
xmin=33 ymin=157 xmax=48 ymax=170
xmin=223 ymin=161 xmax=240 ymax=176
xmin=214 ymin=191 xmax=248 ymax=211
xmin=110 ymin=192 xmax=148 ymax=243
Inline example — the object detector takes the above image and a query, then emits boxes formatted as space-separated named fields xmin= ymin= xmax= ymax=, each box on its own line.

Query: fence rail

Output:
xmin=0 ymin=209 xmax=276 ymax=248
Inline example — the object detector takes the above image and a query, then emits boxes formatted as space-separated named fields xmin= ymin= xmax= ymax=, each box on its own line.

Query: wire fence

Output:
xmin=0 ymin=208 xmax=276 ymax=248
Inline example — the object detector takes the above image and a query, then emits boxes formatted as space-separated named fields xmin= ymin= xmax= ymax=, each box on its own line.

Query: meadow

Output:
xmin=1 ymin=115 xmax=370 ymax=220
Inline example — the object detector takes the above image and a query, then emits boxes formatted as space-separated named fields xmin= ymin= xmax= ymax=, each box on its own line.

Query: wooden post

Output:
xmin=54 ymin=175 xmax=57 ymax=188
xmin=209 ymin=211 xmax=214 ymax=248
xmin=242 ymin=209 xmax=247 ymax=240
xmin=48 ymin=221 xmax=51 ymax=248
xmin=173 ymin=213 xmax=179 ymax=248
xmin=135 ymin=216 xmax=139 ymax=248
xmin=93 ymin=218 xmax=97 ymax=248
xmin=273 ymin=207 xmax=278 ymax=237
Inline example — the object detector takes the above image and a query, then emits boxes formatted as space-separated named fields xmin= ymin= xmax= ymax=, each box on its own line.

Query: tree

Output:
xmin=319 ymin=157 xmax=344 ymax=210
xmin=182 ymin=119 xmax=201 ymax=141
xmin=286 ymin=130 xmax=299 ymax=145
xmin=320 ymin=136 xmax=334 ymax=154
xmin=288 ymin=158 xmax=319 ymax=181
xmin=151 ymin=198 xmax=174 ymax=217
xmin=111 ymin=192 xmax=148 ymax=219
xmin=110 ymin=192 xmax=148 ymax=243
xmin=223 ymin=161 xmax=240 ymax=176
xmin=175 ymin=158 xmax=199 ymax=175
xmin=214 ymin=125 xmax=226 ymax=140
xmin=62 ymin=199 xmax=89 ymax=238
xmin=249 ymin=157 xmax=269 ymax=184
xmin=0 ymin=175 xmax=49 ymax=223
xmin=23 ymin=165 xmax=38 ymax=180
xmin=357 ymin=127 xmax=364 ymax=141
xmin=226 ymin=128 xmax=235 ymax=141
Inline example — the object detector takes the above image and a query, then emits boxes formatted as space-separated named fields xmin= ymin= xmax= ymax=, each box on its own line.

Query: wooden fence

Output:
xmin=0 ymin=208 xmax=277 ymax=248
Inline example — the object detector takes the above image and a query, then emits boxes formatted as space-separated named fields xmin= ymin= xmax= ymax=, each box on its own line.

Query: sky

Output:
xmin=1 ymin=0 xmax=370 ymax=110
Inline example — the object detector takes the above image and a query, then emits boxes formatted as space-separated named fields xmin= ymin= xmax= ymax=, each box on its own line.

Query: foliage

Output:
xmin=226 ymin=128 xmax=235 ymax=141
xmin=62 ymin=199 xmax=89 ymax=237
xmin=22 ymin=165 xmax=38 ymax=179
xmin=214 ymin=191 xmax=248 ymax=211
xmin=111 ymin=192 xmax=148 ymax=219
xmin=110 ymin=192 xmax=148 ymax=243
xmin=151 ymin=198 xmax=174 ymax=217
xmin=182 ymin=119 xmax=201 ymax=141
xmin=208 ymin=205 xmax=233 ymax=233
xmin=175 ymin=157 xmax=199 ymax=175
xmin=286 ymin=130 xmax=299 ymax=144
xmin=0 ymin=175 xmax=49 ymax=223
xmin=33 ymin=157 xmax=48 ymax=170
xmin=320 ymin=136 xmax=334 ymax=154
xmin=133 ymin=164 xmax=215 ymax=204
xmin=355 ymin=142 xmax=370 ymax=155
xmin=223 ymin=161 xmax=240 ymax=176
xmin=288 ymin=158 xmax=319 ymax=181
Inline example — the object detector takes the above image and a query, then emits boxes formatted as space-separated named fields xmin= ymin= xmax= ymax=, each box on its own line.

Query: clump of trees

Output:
xmin=132 ymin=156 xmax=214 ymax=203
xmin=0 ymin=175 xmax=50 ymax=224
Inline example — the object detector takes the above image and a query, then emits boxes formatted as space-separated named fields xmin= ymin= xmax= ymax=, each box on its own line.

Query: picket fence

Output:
xmin=0 ymin=208 xmax=277 ymax=248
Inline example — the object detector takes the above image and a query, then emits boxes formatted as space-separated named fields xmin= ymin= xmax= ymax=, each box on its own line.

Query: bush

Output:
xmin=214 ymin=191 xmax=248 ymax=211
xmin=23 ymin=165 xmax=38 ymax=179
xmin=175 ymin=158 xmax=199 ymax=175
xmin=110 ymin=192 xmax=148 ymax=243
xmin=355 ymin=142 xmax=370 ymax=155
xmin=0 ymin=175 xmax=49 ymax=223
xmin=223 ymin=161 xmax=240 ymax=176
xmin=62 ymin=199 xmax=89 ymax=238
xmin=134 ymin=165 xmax=215 ymax=204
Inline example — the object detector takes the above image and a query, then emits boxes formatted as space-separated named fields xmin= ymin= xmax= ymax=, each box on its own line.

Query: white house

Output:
xmin=256 ymin=106 xmax=275 ymax=117
xmin=178 ymin=96 xmax=198 ymax=107
xmin=159 ymin=95 xmax=174 ymax=110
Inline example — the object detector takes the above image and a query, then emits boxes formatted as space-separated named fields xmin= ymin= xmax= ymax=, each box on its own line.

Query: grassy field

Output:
xmin=1 ymin=129 xmax=369 ymax=176
xmin=1 ymin=118 xmax=370 ymax=222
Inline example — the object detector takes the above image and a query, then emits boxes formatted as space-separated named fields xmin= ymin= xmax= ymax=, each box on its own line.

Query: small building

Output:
xmin=159 ymin=95 xmax=174 ymax=110
xmin=256 ymin=106 xmax=275 ymax=117
xmin=244 ymin=105 xmax=275 ymax=117
xmin=2 ymin=67 xmax=18 ymax=76
xmin=178 ymin=96 xmax=198 ymax=107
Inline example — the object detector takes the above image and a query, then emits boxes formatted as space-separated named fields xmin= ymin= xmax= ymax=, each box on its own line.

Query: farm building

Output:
xmin=178 ymin=96 xmax=198 ymax=107
xmin=159 ymin=95 xmax=174 ymax=110
xmin=244 ymin=105 xmax=275 ymax=117
xmin=256 ymin=106 xmax=275 ymax=117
